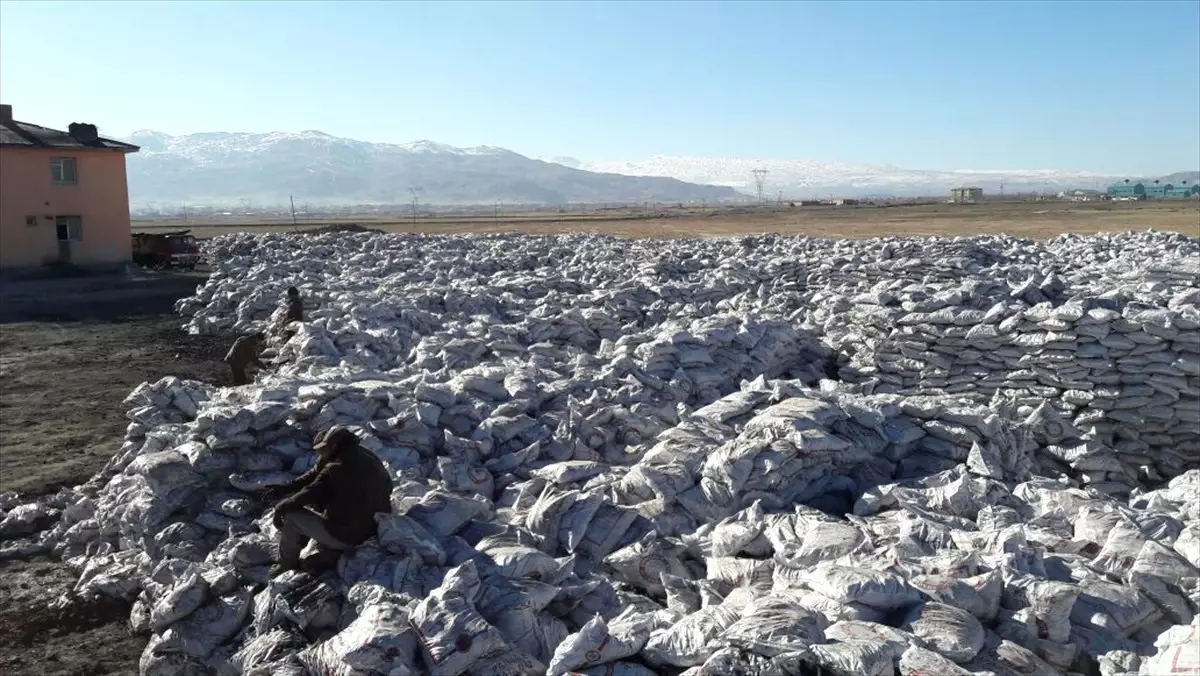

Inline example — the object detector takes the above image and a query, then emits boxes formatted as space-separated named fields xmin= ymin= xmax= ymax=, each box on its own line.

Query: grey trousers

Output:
xmin=277 ymin=508 xmax=350 ymax=568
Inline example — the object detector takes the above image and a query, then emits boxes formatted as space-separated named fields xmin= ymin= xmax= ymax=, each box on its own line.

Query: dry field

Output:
xmin=134 ymin=199 xmax=1200 ymax=240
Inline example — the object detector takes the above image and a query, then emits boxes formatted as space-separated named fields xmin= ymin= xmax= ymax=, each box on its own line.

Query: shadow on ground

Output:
xmin=0 ymin=270 xmax=209 ymax=324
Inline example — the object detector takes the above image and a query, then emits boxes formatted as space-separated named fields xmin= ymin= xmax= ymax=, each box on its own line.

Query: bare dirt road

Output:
xmin=0 ymin=271 xmax=229 ymax=675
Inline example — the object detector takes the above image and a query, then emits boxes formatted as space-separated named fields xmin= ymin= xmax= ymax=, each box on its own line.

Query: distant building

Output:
xmin=1059 ymin=189 xmax=1102 ymax=202
xmin=1108 ymin=179 xmax=1200 ymax=200
xmin=0 ymin=104 xmax=140 ymax=271
xmin=1108 ymin=181 xmax=1145 ymax=199
xmin=833 ymin=198 xmax=860 ymax=206
xmin=951 ymin=187 xmax=983 ymax=204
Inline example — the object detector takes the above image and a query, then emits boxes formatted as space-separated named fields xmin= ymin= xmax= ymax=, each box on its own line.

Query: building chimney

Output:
xmin=0 ymin=104 xmax=12 ymax=123
xmin=68 ymin=122 xmax=99 ymax=143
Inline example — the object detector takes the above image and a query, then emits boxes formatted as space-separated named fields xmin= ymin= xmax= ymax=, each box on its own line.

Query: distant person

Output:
xmin=224 ymin=332 xmax=266 ymax=385
xmin=274 ymin=286 xmax=305 ymax=342
xmin=266 ymin=426 xmax=393 ymax=576
xmin=285 ymin=286 xmax=304 ymax=323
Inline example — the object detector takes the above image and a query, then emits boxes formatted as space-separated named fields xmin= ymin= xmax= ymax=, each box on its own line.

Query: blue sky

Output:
xmin=1 ymin=0 xmax=1197 ymax=174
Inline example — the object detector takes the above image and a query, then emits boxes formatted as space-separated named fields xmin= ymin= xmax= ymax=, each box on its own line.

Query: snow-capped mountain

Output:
xmin=121 ymin=131 xmax=738 ymax=206
xmin=577 ymin=156 xmax=1136 ymax=198
xmin=535 ymin=155 xmax=584 ymax=169
xmin=1160 ymin=171 xmax=1200 ymax=185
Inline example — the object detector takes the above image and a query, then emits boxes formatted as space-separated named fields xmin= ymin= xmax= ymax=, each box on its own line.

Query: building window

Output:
xmin=51 ymin=157 xmax=78 ymax=185
xmin=55 ymin=215 xmax=82 ymax=242
xmin=25 ymin=216 xmax=38 ymax=227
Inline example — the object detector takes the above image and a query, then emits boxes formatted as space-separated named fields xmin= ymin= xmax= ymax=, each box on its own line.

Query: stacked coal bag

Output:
xmin=4 ymin=230 xmax=1200 ymax=676
xmin=581 ymin=379 xmax=1038 ymax=532
xmin=51 ymin=376 xmax=1037 ymax=675
xmin=595 ymin=314 xmax=832 ymax=408
xmin=30 ymin=375 xmax=1186 ymax=676
xmin=818 ymin=279 xmax=1200 ymax=496
xmin=123 ymin=376 xmax=216 ymax=439
xmin=0 ymin=487 xmax=82 ymax=560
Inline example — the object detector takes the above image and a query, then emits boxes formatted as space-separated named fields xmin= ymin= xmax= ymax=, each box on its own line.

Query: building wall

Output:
xmin=0 ymin=147 xmax=133 ymax=270
xmin=951 ymin=188 xmax=983 ymax=202
xmin=1108 ymin=182 xmax=1198 ymax=199
xmin=1108 ymin=184 xmax=1144 ymax=197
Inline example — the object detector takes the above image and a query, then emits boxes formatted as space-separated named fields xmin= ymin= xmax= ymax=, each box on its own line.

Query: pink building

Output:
xmin=0 ymin=104 xmax=140 ymax=271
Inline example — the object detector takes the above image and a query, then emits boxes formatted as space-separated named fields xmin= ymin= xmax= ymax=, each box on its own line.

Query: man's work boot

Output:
xmin=299 ymin=546 xmax=343 ymax=575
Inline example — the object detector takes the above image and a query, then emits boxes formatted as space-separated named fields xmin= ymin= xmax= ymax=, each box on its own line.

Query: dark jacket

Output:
xmin=224 ymin=336 xmax=265 ymax=368
xmin=285 ymin=297 xmax=304 ymax=323
xmin=275 ymin=443 xmax=393 ymax=545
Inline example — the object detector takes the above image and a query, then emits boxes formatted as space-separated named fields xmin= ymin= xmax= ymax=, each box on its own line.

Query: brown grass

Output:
xmin=133 ymin=200 xmax=1200 ymax=240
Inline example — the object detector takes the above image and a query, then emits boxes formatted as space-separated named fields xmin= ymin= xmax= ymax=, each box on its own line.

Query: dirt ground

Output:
xmin=135 ymin=198 xmax=1200 ymax=240
xmin=0 ymin=557 xmax=144 ymax=676
xmin=0 ymin=271 xmax=230 ymax=675
xmin=0 ymin=272 xmax=231 ymax=495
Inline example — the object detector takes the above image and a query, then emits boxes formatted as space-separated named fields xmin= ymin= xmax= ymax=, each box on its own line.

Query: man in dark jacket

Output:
xmin=267 ymin=426 xmax=393 ymax=575
xmin=274 ymin=286 xmax=305 ymax=343
xmin=285 ymin=286 xmax=304 ymax=323
xmin=224 ymin=332 xmax=266 ymax=386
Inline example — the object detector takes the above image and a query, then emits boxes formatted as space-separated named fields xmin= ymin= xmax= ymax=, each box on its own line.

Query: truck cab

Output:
xmin=132 ymin=231 xmax=201 ymax=270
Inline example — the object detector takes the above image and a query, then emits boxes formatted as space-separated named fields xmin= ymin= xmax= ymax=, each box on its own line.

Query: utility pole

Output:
xmin=409 ymin=188 xmax=419 ymax=225
xmin=290 ymin=196 xmax=297 ymax=226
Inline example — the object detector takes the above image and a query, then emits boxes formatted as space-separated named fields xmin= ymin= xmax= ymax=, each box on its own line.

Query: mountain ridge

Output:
xmin=121 ymin=130 xmax=739 ymax=206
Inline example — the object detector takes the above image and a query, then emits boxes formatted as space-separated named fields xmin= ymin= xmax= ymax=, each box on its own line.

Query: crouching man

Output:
xmin=267 ymin=426 xmax=393 ymax=576
xmin=225 ymin=332 xmax=266 ymax=386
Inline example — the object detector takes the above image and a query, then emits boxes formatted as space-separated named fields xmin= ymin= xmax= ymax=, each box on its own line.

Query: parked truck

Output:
xmin=131 ymin=231 xmax=201 ymax=270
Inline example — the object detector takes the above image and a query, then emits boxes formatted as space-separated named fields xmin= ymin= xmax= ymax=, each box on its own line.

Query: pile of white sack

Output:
xmin=1 ymin=230 xmax=1198 ymax=676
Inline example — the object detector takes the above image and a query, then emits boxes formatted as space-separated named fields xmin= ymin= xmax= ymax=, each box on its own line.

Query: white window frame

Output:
xmin=51 ymin=156 xmax=78 ymax=185
xmin=55 ymin=215 xmax=82 ymax=242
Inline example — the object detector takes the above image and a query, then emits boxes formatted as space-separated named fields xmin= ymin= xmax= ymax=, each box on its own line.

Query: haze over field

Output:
xmin=120 ymin=129 xmax=1197 ymax=205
